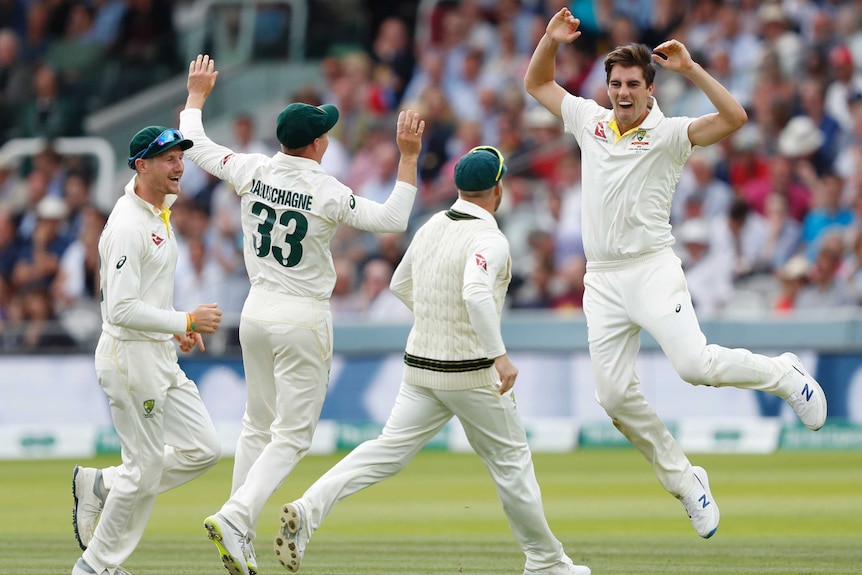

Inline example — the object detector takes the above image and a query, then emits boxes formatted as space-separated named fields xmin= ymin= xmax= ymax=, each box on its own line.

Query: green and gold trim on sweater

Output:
xmin=404 ymin=352 xmax=494 ymax=372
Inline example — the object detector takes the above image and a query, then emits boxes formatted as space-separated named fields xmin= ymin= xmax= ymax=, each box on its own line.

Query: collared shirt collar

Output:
xmin=450 ymin=197 xmax=499 ymax=228
xmin=125 ymin=174 xmax=178 ymax=215
xmin=274 ymin=152 xmax=327 ymax=173
xmin=607 ymin=96 xmax=664 ymax=140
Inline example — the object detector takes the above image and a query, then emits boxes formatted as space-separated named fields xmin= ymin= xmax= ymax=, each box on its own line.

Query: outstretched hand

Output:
xmin=651 ymin=40 xmax=695 ymax=73
xmin=395 ymin=109 xmax=425 ymax=158
xmin=546 ymin=7 xmax=581 ymax=44
xmin=186 ymin=54 xmax=219 ymax=110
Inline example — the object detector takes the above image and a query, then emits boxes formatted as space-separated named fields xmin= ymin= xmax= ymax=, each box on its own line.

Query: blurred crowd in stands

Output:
xmin=3 ymin=0 xmax=862 ymax=354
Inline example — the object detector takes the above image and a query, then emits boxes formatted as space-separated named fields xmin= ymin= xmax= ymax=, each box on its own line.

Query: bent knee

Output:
xmin=672 ymin=353 xmax=715 ymax=386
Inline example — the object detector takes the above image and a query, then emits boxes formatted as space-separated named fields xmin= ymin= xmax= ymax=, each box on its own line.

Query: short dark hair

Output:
xmin=605 ymin=43 xmax=656 ymax=87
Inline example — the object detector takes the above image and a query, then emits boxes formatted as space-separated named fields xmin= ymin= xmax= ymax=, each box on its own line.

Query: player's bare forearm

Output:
xmin=654 ymin=40 xmax=746 ymax=146
xmin=525 ymin=10 xmax=579 ymax=118
xmin=185 ymin=54 xmax=219 ymax=111
xmin=396 ymin=156 xmax=419 ymax=188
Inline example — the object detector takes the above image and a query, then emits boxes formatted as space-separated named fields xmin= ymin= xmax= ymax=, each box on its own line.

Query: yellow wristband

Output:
xmin=187 ymin=312 xmax=196 ymax=333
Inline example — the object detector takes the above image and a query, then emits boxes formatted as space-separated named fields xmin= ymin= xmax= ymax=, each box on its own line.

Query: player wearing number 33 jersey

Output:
xmin=179 ymin=54 xmax=425 ymax=575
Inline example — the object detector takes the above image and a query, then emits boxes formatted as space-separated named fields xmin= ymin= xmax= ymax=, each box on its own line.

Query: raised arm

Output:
xmin=524 ymin=7 xmax=582 ymax=118
xmin=342 ymin=110 xmax=424 ymax=233
xmin=652 ymin=40 xmax=748 ymax=147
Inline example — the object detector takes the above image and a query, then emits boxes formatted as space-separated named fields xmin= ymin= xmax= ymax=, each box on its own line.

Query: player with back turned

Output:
xmin=273 ymin=146 xmax=591 ymax=575
xmin=179 ymin=54 xmax=425 ymax=575
xmin=524 ymin=8 xmax=827 ymax=539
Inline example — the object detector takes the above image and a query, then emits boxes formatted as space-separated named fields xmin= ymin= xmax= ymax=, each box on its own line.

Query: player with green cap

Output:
xmin=178 ymin=54 xmax=425 ymax=575
xmin=70 ymin=124 xmax=224 ymax=575
xmin=272 ymin=145 xmax=591 ymax=575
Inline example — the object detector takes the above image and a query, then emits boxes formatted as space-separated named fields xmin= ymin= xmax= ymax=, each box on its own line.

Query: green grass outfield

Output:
xmin=4 ymin=449 xmax=861 ymax=575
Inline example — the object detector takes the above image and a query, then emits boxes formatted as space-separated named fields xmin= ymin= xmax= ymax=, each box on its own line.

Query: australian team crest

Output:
xmin=143 ymin=399 xmax=155 ymax=418
xmin=636 ymin=129 xmax=646 ymax=141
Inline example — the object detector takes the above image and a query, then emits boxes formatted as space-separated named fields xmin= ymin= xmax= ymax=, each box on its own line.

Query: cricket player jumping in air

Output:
xmin=524 ymin=8 xmax=826 ymax=539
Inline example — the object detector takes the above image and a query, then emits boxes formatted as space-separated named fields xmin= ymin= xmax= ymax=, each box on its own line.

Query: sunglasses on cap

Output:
xmin=469 ymin=145 xmax=505 ymax=182
xmin=128 ymin=128 xmax=184 ymax=168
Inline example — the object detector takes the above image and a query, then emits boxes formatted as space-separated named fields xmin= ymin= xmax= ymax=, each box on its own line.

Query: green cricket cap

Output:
xmin=454 ymin=147 xmax=507 ymax=192
xmin=276 ymin=103 xmax=340 ymax=149
xmin=128 ymin=126 xmax=193 ymax=168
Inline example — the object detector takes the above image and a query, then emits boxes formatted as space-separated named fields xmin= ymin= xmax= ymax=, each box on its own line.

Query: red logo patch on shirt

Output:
xmin=151 ymin=233 xmax=164 ymax=246
xmin=594 ymin=123 xmax=606 ymax=139
xmin=222 ymin=153 xmax=234 ymax=166
xmin=475 ymin=253 xmax=487 ymax=271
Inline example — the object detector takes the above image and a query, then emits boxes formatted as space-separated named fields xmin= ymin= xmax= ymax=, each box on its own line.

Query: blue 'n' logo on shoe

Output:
xmin=801 ymin=383 xmax=813 ymax=401
xmin=699 ymin=494 xmax=710 ymax=509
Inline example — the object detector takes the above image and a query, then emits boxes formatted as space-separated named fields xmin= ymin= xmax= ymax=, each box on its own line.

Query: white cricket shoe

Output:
xmin=680 ymin=466 xmax=719 ymax=538
xmin=524 ymin=557 xmax=591 ymax=575
xmin=274 ymin=501 xmax=309 ymax=572
xmin=71 ymin=557 xmax=131 ymax=575
xmin=205 ymin=513 xmax=251 ymax=575
xmin=778 ymin=353 xmax=827 ymax=431
xmin=72 ymin=466 xmax=104 ymax=550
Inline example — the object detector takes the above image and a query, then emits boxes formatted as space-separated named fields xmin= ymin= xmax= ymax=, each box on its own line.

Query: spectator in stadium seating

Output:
xmin=370 ymin=16 xmax=414 ymax=108
xmin=757 ymin=3 xmax=804 ymax=79
xmin=825 ymin=44 xmax=862 ymax=132
xmin=0 ymin=207 xmax=18 ymax=281
xmin=741 ymin=153 xmax=812 ymax=222
xmin=52 ymin=204 xmax=105 ymax=346
xmin=229 ymin=113 xmax=273 ymax=155
xmin=772 ymin=254 xmax=809 ymax=314
xmin=796 ymin=231 xmax=855 ymax=309
xmin=14 ymin=63 xmax=81 ymax=139
xmin=11 ymin=194 xmax=72 ymax=291
xmin=14 ymin=169 xmax=52 ymax=243
xmin=16 ymin=284 xmax=74 ymax=350
xmin=62 ymin=170 xmax=92 ymax=239
xmin=671 ymin=148 xmax=733 ymax=226
xmin=757 ymin=191 xmax=803 ymax=272
xmin=549 ymin=254 xmax=586 ymax=313
xmin=329 ymin=256 xmax=362 ymax=322
xmin=798 ymin=79 xmax=842 ymax=176
xmin=677 ymin=217 xmax=734 ymax=318
xmin=801 ymin=171 xmax=854 ymax=261
xmin=356 ymin=257 xmax=411 ymax=321
xmin=45 ymin=1 xmax=105 ymax=112
xmin=20 ymin=1 xmax=50 ymax=64
xmin=108 ymin=0 xmax=180 ymax=98
xmin=721 ymin=123 xmax=768 ymax=193
xmin=0 ymin=28 xmax=31 ymax=140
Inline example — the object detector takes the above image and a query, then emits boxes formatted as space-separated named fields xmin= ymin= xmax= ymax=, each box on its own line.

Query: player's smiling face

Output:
xmin=608 ymin=65 xmax=654 ymax=134
xmin=145 ymin=149 xmax=185 ymax=196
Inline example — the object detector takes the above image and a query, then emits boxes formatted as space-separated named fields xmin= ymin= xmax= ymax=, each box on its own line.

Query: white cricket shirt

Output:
xmin=99 ymin=177 xmax=188 ymax=341
xmin=560 ymin=94 xmax=695 ymax=263
xmin=179 ymin=109 xmax=416 ymax=300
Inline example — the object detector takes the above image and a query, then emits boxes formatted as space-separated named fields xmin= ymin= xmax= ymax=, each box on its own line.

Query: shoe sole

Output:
xmin=204 ymin=517 xmax=248 ymax=575
xmin=274 ymin=504 xmax=302 ymax=572
xmin=71 ymin=465 xmax=87 ymax=551
xmin=692 ymin=466 xmax=719 ymax=539
xmin=784 ymin=353 xmax=827 ymax=431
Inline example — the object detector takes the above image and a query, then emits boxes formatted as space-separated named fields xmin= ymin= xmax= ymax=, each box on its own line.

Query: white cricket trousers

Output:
xmin=84 ymin=333 xmax=221 ymax=573
xmin=219 ymin=287 xmax=332 ymax=537
xmin=298 ymin=383 xmax=568 ymax=572
xmin=583 ymin=248 xmax=786 ymax=497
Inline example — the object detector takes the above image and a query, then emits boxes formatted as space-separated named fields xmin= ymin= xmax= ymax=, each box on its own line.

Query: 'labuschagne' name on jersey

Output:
xmin=250 ymin=178 xmax=313 ymax=211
